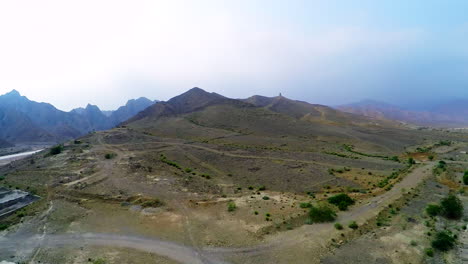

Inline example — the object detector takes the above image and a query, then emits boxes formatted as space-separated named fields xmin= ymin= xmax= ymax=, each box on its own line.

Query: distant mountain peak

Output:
xmin=4 ymin=89 xmax=21 ymax=97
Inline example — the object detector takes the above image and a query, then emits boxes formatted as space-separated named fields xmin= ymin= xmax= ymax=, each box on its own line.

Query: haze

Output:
xmin=0 ymin=0 xmax=467 ymax=111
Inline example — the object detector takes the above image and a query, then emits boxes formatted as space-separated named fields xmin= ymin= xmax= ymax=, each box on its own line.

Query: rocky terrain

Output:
xmin=0 ymin=88 xmax=467 ymax=264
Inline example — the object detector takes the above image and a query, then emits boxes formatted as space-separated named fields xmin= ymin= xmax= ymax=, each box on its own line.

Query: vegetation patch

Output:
xmin=431 ymin=230 xmax=456 ymax=251
xmin=127 ymin=196 xmax=163 ymax=208
xmin=327 ymin=193 xmax=354 ymax=211
xmin=227 ymin=201 xmax=237 ymax=212
xmin=104 ymin=153 xmax=117 ymax=159
xmin=308 ymin=203 xmax=336 ymax=223
xmin=49 ymin=145 xmax=64 ymax=155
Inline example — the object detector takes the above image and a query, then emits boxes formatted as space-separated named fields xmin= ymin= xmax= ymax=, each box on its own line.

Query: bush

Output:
xmin=49 ymin=145 xmax=64 ymax=155
xmin=334 ymin=223 xmax=343 ymax=230
xmin=227 ymin=201 xmax=237 ymax=212
xmin=92 ymin=259 xmax=106 ymax=264
xmin=440 ymin=194 xmax=463 ymax=220
xmin=408 ymin=157 xmax=416 ymax=165
xmin=431 ymin=231 xmax=456 ymax=251
xmin=104 ymin=153 xmax=117 ymax=159
xmin=300 ymin=202 xmax=312 ymax=209
xmin=308 ymin=204 xmax=336 ymax=223
xmin=348 ymin=221 xmax=358 ymax=229
xmin=425 ymin=248 xmax=434 ymax=257
xmin=328 ymin=193 xmax=355 ymax=211
xmin=464 ymin=171 xmax=468 ymax=185
xmin=262 ymin=196 xmax=270 ymax=200
xmin=426 ymin=204 xmax=441 ymax=217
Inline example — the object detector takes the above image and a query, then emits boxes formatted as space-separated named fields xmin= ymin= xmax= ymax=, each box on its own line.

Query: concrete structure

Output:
xmin=0 ymin=187 xmax=39 ymax=218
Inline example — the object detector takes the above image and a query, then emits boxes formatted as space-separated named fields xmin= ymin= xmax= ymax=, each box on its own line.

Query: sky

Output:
xmin=0 ymin=0 xmax=467 ymax=111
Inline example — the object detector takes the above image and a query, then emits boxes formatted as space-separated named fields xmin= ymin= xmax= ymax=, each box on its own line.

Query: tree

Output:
xmin=328 ymin=193 xmax=355 ymax=211
xmin=426 ymin=204 xmax=441 ymax=217
xmin=49 ymin=145 xmax=64 ymax=155
xmin=440 ymin=194 xmax=463 ymax=220
xmin=431 ymin=231 xmax=456 ymax=251
xmin=308 ymin=204 xmax=336 ymax=223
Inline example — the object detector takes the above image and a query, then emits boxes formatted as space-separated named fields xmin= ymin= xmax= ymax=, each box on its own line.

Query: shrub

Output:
xmin=408 ymin=157 xmax=416 ymax=165
xmin=184 ymin=168 xmax=192 ymax=173
xmin=426 ymin=204 xmax=441 ymax=217
xmin=308 ymin=204 xmax=336 ymax=223
xmin=258 ymin=185 xmax=266 ymax=191
xmin=92 ymin=259 xmax=106 ymax=264
xmin=262 ymin=196 xmax=270 ymax=200
xmin=440 ymin=194 xmax=463 ymax=220
xmin=334 ymin=223 xmax=343 ymax=230
xmin=49 ymin=145 xmax=64 ymax=155
xmin=227 ymin=201 xmax=237 ymax=212
xmin=428 ymin=155 xmax=434 ymax=161
xmin=431 ymin=231 xmax=456 ymax=251
xmin=464 ymin=171 xmax=468 ymax=185
xmin=328 ymin=193 xmax=355 ymax=211
xmin=300 ymin=202 xmax=312 ymax=209
xmin=348 ymin=221 xmax=358 ymax=229
xmin=425 ymin=248 xmax=434 ymax=257
xmin=104 ymin=153 xmax=117 ymax=159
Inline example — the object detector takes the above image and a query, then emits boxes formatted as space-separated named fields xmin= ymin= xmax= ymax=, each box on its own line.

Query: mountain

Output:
xmin=0 ymin=138 xmax=13 ymax=148
xmin=0 ymin=90 xmax=157 ymax=146
xmin=109 ymin=97 xmax=157 ymax=125
xmin=337 ymin=99 xmax=468 ymax=127
xmin=125 ymin=88 xmax=419 ymax=153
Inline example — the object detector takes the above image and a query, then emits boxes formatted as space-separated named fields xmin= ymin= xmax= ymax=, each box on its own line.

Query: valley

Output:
xmin=1 ymin=88 xmax=468 ymax=263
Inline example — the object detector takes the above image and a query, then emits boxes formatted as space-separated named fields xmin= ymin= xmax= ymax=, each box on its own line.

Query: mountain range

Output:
xmin=0 ymin=90 xmax=157 ymax=146
xmin=337 ymin=99 xmax=468 ymax=127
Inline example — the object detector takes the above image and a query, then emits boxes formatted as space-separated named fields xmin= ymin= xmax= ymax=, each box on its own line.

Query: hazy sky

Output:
xmin=0 ymin=0 xmax=467 ymax=111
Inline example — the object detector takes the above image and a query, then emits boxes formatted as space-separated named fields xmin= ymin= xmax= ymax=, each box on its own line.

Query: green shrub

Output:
xmin=262 ymin=196 xmax=270 ymax=200
xmin=227 ymin=201 xmax=237 ymax=212
xmin=426 ymin=204 xmax=441 ymax=217
xmin=408 ymin=157 xmax=416 ymax=165
xmin=258 ymin=185 xmax=266 ymax=191
xmin=348 ymin=221 xmax=358 ymax=229
xmin=425 ymin=248 xmax=434 ymax=257
xmin=104 ymin=153 xmax=117 ymax=159
xmin=92 ymin=259 xmax=106 ymax=264
xmin=308 ymin=204 xmax=336 ymax=223
xmin=49 ymin=145 xmax=64 ymax=155
xmin=440 ymin=194 xmax=463 ymax=220
xmin=464 ymin=171 xmax=468 ymax=185
xmin=184 ymin=168 xmax=192 ymax=173
xmin=300 ymin=202 xmax=312 ymax=208
xmin=334 ymin=223 xmax=343 ymax=230
xmin=431 ymin=231 xmax=456 ymax=251
xmin=328 ymin=193 xmax=355 ymax=211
